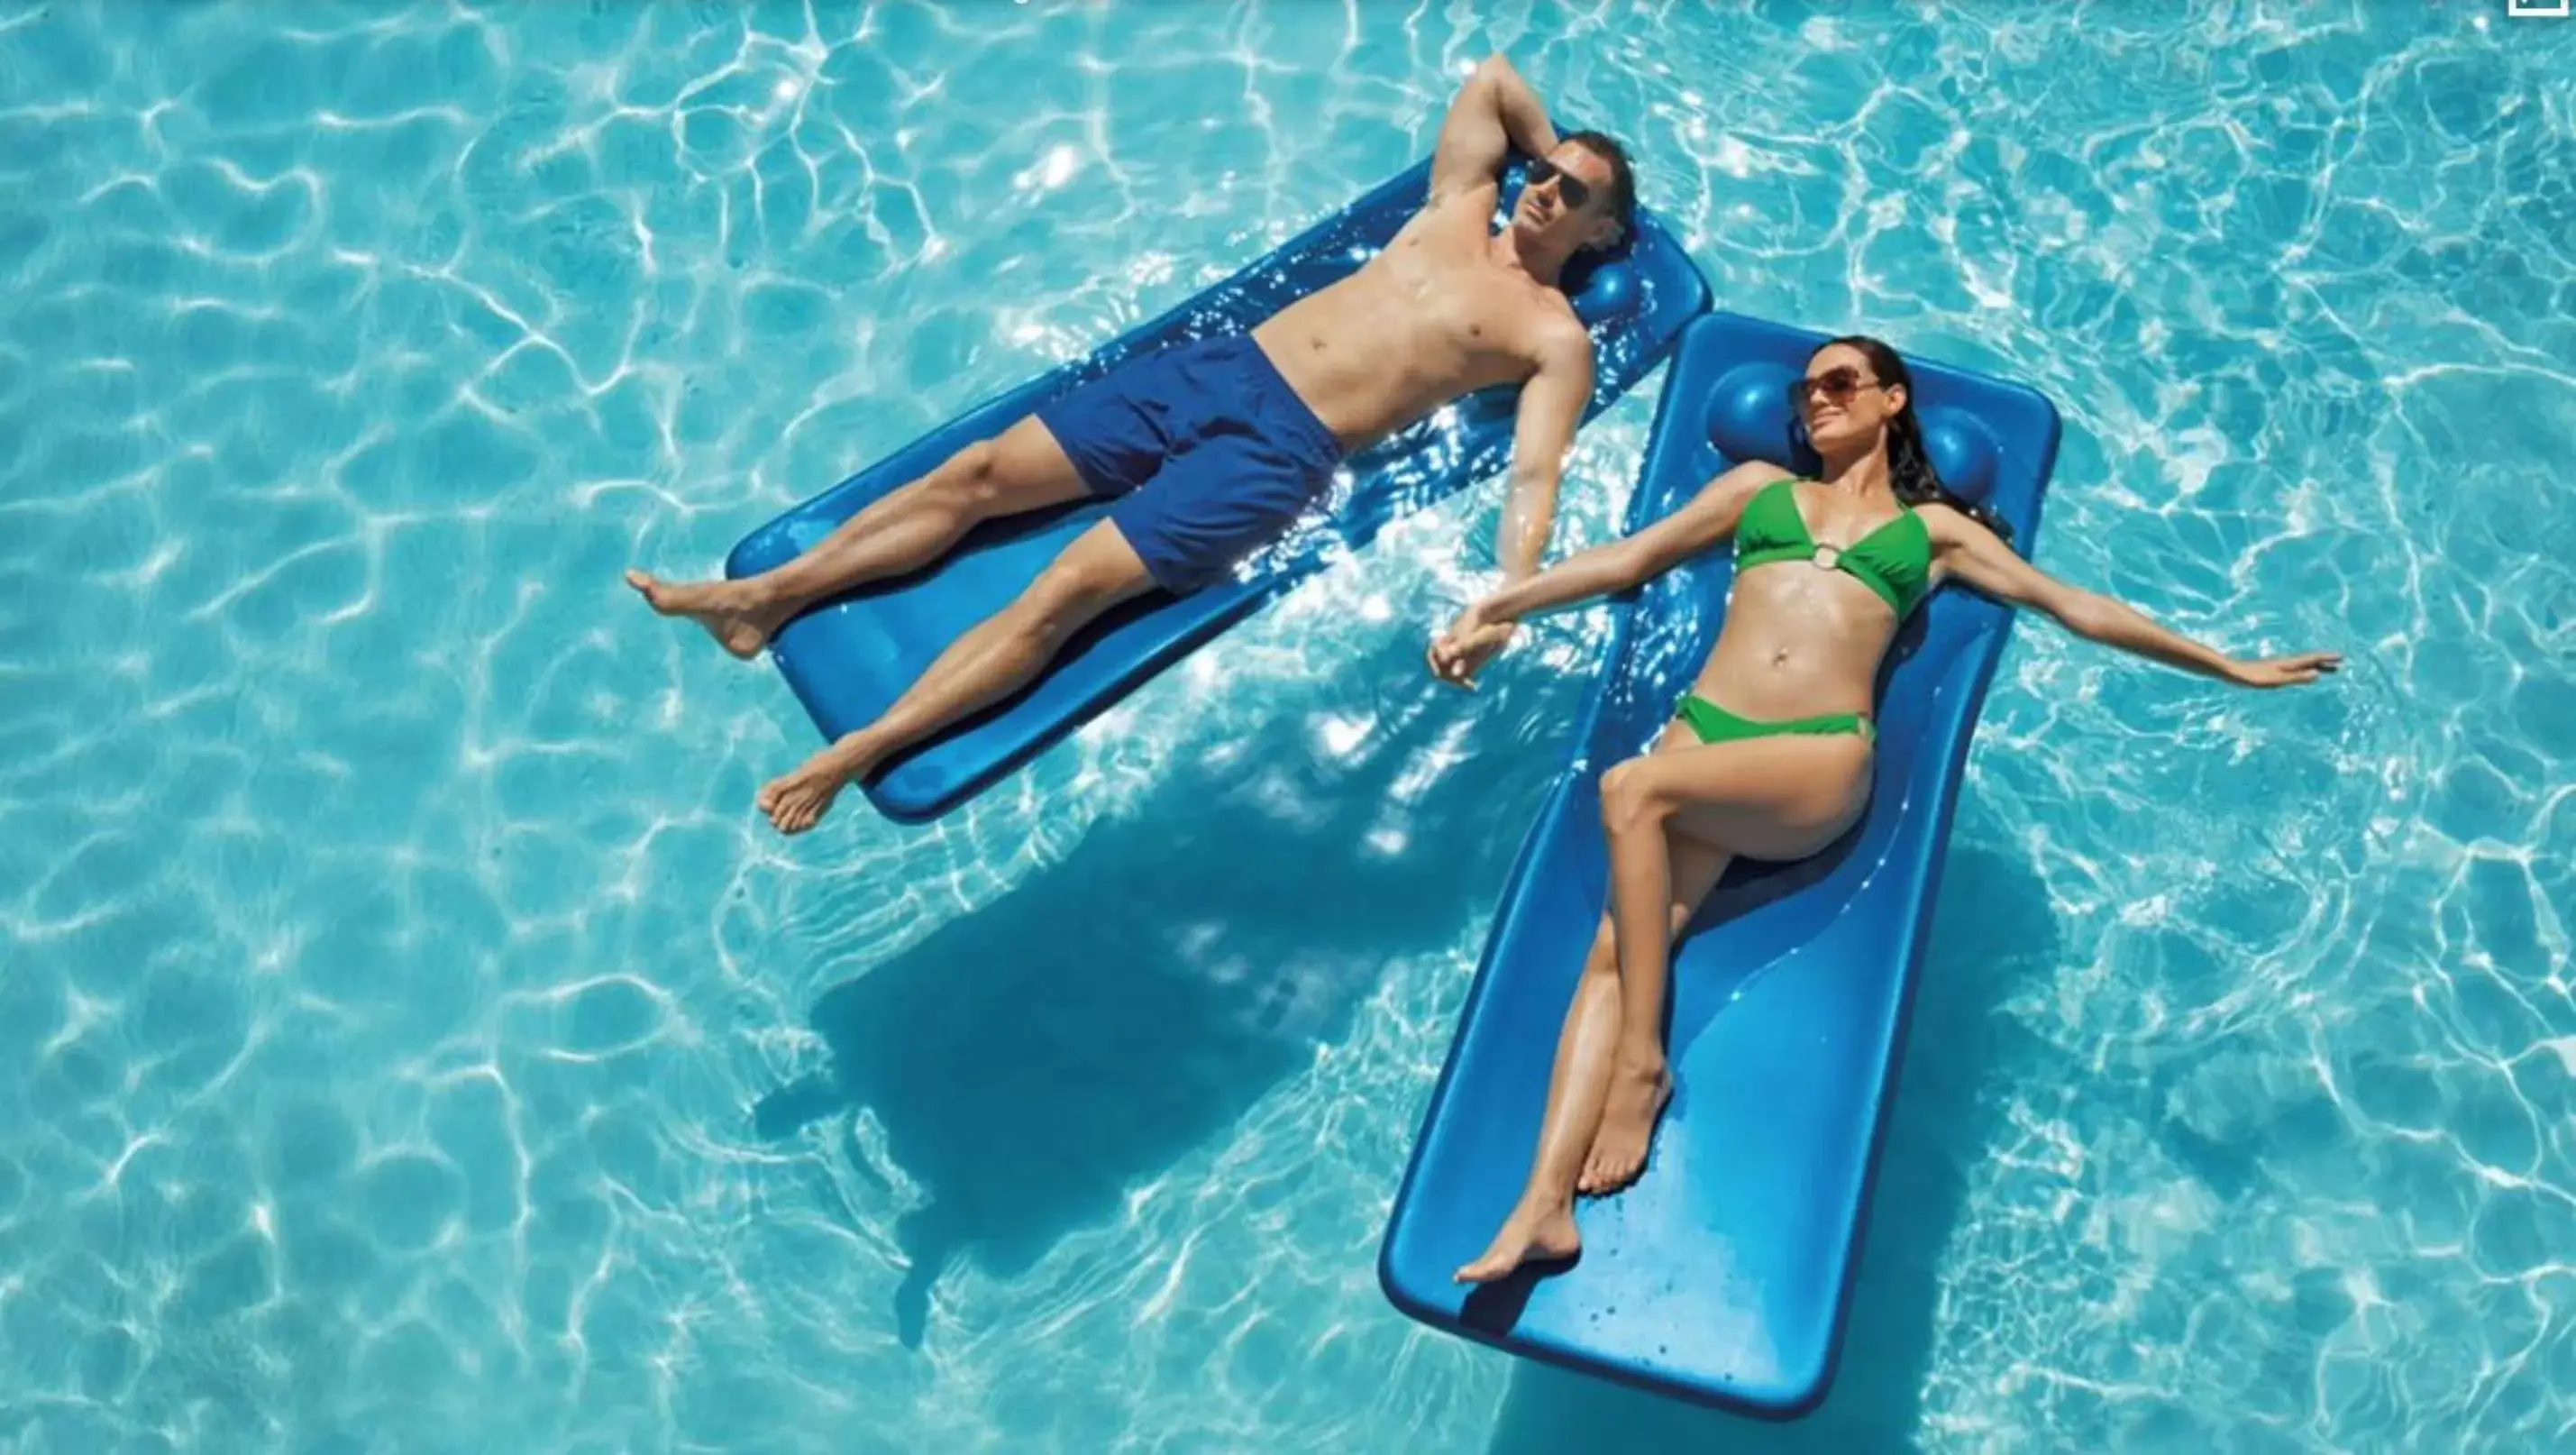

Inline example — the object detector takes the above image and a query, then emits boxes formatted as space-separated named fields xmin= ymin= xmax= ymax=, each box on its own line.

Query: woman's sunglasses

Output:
xmin=1526 ymin=157 xmax=1594 ymax=211
xmin=1794 ymin=367 xmax=1888 ymax=409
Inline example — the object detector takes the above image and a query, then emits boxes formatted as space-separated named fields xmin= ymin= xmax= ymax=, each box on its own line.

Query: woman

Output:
xmin=1430 ymin=336 xmax=2341 ymax=1285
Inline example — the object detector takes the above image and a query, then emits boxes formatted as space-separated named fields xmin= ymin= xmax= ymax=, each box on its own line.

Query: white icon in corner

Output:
xmin=2508 ymin=0 xmax=2571 ymax=17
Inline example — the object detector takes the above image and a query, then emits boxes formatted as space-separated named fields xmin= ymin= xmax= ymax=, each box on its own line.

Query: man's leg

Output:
xmin=754 ymin=519 xmax=1157 ymax=833
xmin=626 ymin=414 xmax=1097 ymax=658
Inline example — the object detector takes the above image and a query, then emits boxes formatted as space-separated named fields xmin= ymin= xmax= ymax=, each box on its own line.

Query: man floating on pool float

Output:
xmin=629 ymin=54 xmax=1636 ymax=834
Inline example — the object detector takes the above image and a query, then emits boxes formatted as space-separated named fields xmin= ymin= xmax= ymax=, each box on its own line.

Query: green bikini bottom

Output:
xmin=1675 ymin=692 xmax=1877 ymax=747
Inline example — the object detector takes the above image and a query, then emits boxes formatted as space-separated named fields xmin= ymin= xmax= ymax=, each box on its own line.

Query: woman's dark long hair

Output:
xmin=1822 ymin=334 xmax=2014 ymax=544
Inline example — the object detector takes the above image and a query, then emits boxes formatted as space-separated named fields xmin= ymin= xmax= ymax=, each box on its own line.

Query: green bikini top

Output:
xmin=1733 ymin=478 xmax=1933 ymax=618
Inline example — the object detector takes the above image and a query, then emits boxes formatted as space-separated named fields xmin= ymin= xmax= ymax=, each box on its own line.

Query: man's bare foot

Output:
xmin=1578 ymin=1057 xmax=1673 ymax=1195
xmin=1454 ymin=1203 xmax=1581 ymax=1285
xmin=756 ymin=743 xmax=870 ymax=835
xmin=625 ymin=569 xmax=790 ymax=659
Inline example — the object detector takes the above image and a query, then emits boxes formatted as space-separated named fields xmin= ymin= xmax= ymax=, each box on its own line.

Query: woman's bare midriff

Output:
xmin=1686 ymin=566 xmax=1905 ymax=723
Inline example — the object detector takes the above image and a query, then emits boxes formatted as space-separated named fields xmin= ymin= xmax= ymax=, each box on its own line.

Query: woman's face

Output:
xmin=1798 ymin=343 xmax=1905 ymax=453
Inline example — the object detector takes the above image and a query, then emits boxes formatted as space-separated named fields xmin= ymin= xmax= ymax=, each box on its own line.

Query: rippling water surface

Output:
xmin=3 ymin=2 xmax=2571 ymax=1451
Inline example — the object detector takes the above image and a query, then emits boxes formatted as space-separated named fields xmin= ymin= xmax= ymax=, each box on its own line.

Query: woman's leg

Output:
xmin=1454 ymin=828 xmax=1733 ymax=1285
xmin=1580 ymin=729 xmax=1875 ymax=1194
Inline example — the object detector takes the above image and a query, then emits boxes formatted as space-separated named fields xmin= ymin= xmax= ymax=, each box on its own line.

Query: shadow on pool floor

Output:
xmin=753 ymin=661 xmax=1569 ymax=1348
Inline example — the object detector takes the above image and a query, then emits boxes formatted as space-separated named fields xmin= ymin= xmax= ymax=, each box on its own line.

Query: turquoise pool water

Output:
xmin=4 ymin=2 xmax=2571 ymax=1450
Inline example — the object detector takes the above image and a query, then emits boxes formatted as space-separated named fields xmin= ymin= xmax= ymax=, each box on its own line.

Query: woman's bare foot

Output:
xmin=756 ymin=741 xmax=871 ymax=835
xmin=625 ymin=570 xmax=790 ymax=659
xmin=1454 ymin=1202 xmax=1581 ymax=1285
xmin=1578 ymin=1057 xmax=1673 ymax=1195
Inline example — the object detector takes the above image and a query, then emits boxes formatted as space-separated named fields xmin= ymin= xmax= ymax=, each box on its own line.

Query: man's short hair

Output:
xmin=1561 ymin=130 xmax=1636 ymax=241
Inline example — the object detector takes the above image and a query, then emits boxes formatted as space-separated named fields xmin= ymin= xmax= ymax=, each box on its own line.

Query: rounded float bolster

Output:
xmin=1702 ymin=361 xmax=2003 ymax=505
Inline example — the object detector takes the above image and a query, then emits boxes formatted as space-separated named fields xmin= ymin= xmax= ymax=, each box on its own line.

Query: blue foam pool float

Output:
xmin=726 ymin=150 xmax=1710 ymax=823
xmin=1377 ymin=310 xmax=2060 ymax=1415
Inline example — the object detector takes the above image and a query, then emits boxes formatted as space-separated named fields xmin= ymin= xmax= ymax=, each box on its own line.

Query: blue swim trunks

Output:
xmin=1035 ymin=334 xmax=1345 ymax=593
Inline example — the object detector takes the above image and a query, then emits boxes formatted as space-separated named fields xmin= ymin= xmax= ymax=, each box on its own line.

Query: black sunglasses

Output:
xmin=1526 ymin=157 xmax=1594 ymax=211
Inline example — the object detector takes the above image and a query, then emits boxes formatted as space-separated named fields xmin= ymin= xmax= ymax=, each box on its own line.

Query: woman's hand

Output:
xmin=1428 ymin=601 xmax=1520 ymax=690
xmin=2225 ymin=652 xmax=2343 ymax=688
xmin=1417 ymin=471 xmax=1774 ymax=694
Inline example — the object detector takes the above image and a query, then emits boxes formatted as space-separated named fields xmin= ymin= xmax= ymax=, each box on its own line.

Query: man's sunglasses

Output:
xmin=1526 ymin=157 xmax=1594 ymax=211
xmin=1794 ymin=367 xmax=1889 ymax=408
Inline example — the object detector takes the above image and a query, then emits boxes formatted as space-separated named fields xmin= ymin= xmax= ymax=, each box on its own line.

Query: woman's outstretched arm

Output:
xmin=1926 ymin=506 xmax=2342 ymax=688
xmin=1429 ymin=461 xmax=1785 ymax=689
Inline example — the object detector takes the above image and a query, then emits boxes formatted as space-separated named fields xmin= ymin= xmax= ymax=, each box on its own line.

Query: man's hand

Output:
xmin=1427 ymin=601 xmax=1520 ymax=691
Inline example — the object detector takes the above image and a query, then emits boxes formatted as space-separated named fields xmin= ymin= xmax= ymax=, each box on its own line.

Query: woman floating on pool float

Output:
xmin=1428 ymin=334 xmax=2341 ymax=1284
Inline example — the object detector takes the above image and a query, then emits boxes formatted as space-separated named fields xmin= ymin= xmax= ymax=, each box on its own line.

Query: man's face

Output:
xmin=1512 ymin=142 xmax=1619 ymax=252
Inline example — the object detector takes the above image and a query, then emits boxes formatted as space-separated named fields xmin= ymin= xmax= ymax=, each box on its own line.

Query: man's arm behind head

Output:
xmin=1430 ymin=55 xmax=1558 ymax=204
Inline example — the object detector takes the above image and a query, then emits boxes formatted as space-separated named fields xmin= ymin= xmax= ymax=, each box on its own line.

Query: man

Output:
xmin=629 ymin=54 xmax=1638 ymax=834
